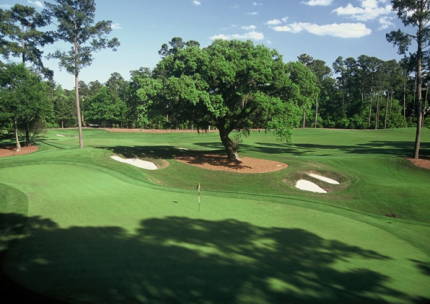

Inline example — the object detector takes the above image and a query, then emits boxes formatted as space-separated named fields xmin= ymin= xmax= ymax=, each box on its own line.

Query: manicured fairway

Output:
xmin=1 ymin=128 xmax=429 ymax=303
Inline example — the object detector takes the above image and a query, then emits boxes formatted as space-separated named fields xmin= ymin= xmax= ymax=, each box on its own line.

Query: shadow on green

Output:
xmin=1 ymin=212 xmax=429 ymax=304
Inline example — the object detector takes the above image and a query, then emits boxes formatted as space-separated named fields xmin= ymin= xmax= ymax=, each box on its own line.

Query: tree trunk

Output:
xmin=14 ymin=117 xmax=21 ymax=152
xmin=218 ymin=124 xmax=240 ymax=161
xmin=73 ymin=21 xmax=84 ymax=149
xmin=413 ymin=18 xmax=423 ymax=159
xmin=62 ymin=120 xmax=64 ymax=128
xmin=21 ymin=24 xmax=25 ymax=64
xmin=75 ymin=72 xmax=84 ymax=149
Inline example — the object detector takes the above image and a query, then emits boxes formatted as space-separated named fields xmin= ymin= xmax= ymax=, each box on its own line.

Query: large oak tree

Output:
xmin=148 ymin=39 xmax=313 ymax=161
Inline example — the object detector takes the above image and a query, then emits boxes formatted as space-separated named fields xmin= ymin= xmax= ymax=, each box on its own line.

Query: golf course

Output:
xmin=0 ymin=128 xmax=429 ymax=304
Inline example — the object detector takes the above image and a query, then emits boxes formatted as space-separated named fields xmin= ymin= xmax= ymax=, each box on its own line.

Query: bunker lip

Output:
xmin=110 ymin=156 xmax=158 ymax=170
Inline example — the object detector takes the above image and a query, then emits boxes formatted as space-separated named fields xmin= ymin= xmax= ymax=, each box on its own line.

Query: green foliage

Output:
xmin=86 ymin=86 xmax=126 ymax=127
xmin=53 ymin=84 xmax=75 ymax=128
xmin=424 ymin=116 xmax=430 ymax=128
xmin=151 ymin=38 xmax=318 ymax=158
xmin=8 ymin=4 xmax=54 ymax=78
xmin=0 ymin=63 xmax=51 ymax=147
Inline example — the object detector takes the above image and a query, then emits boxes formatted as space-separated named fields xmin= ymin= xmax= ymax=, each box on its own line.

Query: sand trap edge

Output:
xmin=308 ymin=173 xmax=339 ymax=185
xmin=296 ymin=180 xmax=327 ymax=193
xmin=110 ymin=156 xmax=158 ymax=170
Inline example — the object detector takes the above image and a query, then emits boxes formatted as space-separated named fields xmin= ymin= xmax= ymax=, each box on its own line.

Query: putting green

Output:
xmin=1 ymin=164 xmax=429 ymax=303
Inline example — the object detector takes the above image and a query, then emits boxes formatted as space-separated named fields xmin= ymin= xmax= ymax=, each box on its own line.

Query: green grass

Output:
xmin=0 ymin=127 xmax=429 ymax=303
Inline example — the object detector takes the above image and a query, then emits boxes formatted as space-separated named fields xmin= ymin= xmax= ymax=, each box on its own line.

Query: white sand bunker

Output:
xmin=110 ymin=156 xmax=158 ymax=170
xmin=56 ymin=134 xmax=65 ymax=137
xmin=308 ymin=173 xmax=339 ymax=184
xmin=177 ymin=147 xmax=188 ymax=150
xmin=296 ymin=180 xmax=327 ymax=193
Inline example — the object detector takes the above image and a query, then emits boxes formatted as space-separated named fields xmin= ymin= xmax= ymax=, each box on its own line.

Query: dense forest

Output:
xmin=0 ymin=1 xmax=429 ymax=158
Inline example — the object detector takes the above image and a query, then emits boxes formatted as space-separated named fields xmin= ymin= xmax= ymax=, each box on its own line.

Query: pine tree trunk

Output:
xmin=413 ymin=18 xmax=423 ymax=159
xmin=14 ymin=117 xmax=21 ymax=152
xmin=74 ymin=28 xmax=84 ymax=149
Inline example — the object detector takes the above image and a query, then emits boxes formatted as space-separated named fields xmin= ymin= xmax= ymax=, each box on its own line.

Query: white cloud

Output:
xmin=193 ymin=0 xmax=201 ymax=5
xmin=266 ymin=40 xmax=272 ymax=44
xmin=210 ymin=34 xmax=230 ymax=40
xmin=242 ymin=25 xmax=257 ymax=30
xmin=28 ymin=0 xmax=43 ymax=8
xmin=303 ymin=0 xmax=333 ymax=6
xmin=210 ymin=31 xmax=264 ymax=41
xmin=273 ymin=22 xmax=371 ymax=38
xmin=247 ymin=12 xmax=258 ymax=15
xmin=272 ymin=23 xmax=303 ymax=34
xmin=333 ymin=0 xmax=392 ymax=21
xmin=266 ymin=19 xmax=282 ymax=25
xmin=282 ymin=16 xmax=288 ymax=22
xmin=253 ymin=2 xmax=262 ymax=5
xmin=378 ymin=16 xmax=394 ymax=30
xmin=111 ymin=23 xmax=122 ymax=30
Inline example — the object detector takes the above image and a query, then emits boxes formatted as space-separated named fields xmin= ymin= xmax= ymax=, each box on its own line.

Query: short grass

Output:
xmin=0 ymin=127 xmax=429 ymax=303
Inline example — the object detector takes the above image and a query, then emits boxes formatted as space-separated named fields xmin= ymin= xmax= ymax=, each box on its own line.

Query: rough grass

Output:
xmin=0 ymin=127 xmax=429 ymax=303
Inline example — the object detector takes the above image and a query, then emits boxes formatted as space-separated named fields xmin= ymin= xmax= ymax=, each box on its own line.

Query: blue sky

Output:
xmin=1 ymin=0 xmax=407 ymax=89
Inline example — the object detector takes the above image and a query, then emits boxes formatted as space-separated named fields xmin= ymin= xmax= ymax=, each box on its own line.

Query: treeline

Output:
xmin=0 ymin=1 xmax=429 ymax=158
xmin=1 ymin=39 xmax=429 ymax=140
xmin=39 ymin=44 xmax=429 ymax=131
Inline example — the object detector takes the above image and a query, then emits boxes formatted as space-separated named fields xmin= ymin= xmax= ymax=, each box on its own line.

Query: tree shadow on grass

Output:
xmin=410 ymin=259 xmax=430 ymax=277
xmin=102 ymin=145 xmax=181 ymax=160
xmin=2 ymin=213 xmax=429 ymax=304
xmin=175 ymin=153 xmax=251 ymax=169
xmin=247 ymin=141 xmax=430 ymax=157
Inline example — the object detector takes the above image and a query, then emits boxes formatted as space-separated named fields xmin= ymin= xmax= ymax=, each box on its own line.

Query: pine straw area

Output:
xmin=406 ymin=156 xmax=430 ymax=170
xmin=0 ymin=146 xmax=39 ymax=158
xmin=175 ymin=154 xmax=288 ymax=173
